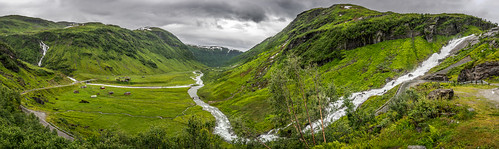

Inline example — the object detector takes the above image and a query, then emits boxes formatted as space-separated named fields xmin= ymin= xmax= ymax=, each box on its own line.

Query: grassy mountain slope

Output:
xmin=187 ymin=45 xmax=243 ymax=67
xmin=0 ymin=17 xmax=203 ymax=75
xmin=0 ymin=41 xmax=70 ymax=91
xmin=199 ymin=4 xmax=496 ymax=133
xmin=0 ymin=15 xmax=65 ymax=35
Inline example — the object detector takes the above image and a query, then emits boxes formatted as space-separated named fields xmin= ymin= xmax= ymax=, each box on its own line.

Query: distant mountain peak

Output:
xmin=187 ymin=44 xmax=241 ymax=52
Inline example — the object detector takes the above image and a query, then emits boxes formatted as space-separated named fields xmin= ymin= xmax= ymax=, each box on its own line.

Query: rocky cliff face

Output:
xmin=281 ymin=5 xmax=496 ymax=65
xmin=458 ymin=61 xmax=499 ymax=82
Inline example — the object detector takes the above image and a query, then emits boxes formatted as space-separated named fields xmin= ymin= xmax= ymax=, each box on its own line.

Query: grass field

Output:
xmin=22 ymin=81 xmax=214 ymax=137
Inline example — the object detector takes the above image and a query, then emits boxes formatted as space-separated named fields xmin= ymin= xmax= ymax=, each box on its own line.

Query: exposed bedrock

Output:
xmin=458 ymin=61 xmax=499 ymax=82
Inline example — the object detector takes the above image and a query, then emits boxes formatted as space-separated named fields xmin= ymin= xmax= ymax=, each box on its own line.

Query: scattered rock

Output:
xmin=458 ymin=61 xmax=499 ymax=82
xmin=81 ymin=85 xmax=87 ymax=88
xmin=33 ymin=97 xmax=45 ymax=105
xmin=100 ymin=86 xmax=106 ymax=89
xmin=124 ymin=92 xmax=131 ymax=95
xmin=427 ymin=89 xmax=454 ymax=100
xmin=385 ymin=77 xmax=393 ymax=84
xmin=407 ymin=145 xmax=426 ymax=149
xmin=73 ymin=90 xmax=79 ymax=93
xmin=467 ymin=107 xmax=475 ymax=112
xmin=79 ymin=100 xmax=89 ymax=103
xmin=108 ymin=91 xmax=114 ymax=95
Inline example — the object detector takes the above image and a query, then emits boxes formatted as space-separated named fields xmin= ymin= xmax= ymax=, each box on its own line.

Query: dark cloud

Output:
xmin=0 ymin=0 xmax=497 ymax=51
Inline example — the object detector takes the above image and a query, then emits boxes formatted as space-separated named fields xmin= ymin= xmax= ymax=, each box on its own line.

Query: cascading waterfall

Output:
xmin=258 ymin=35 xmax=475 ymax=141
xmin=38 ymin=41 xmax=49 ymax=67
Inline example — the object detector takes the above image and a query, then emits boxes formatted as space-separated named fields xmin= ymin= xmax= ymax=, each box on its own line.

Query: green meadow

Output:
xmin=22 ymin=83 xmax=214 ymax=137
xmin=75 ymin=71 xmax=196 ymax=87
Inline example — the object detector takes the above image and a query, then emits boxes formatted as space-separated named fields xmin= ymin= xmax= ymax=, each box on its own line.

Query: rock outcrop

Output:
xmin=423 ymin=74 xmax=449 ymax=81
xmin=427 ymin=89 xmax=454 ymax=100
xmin=458 ymin=61 xmax=499 ymax=82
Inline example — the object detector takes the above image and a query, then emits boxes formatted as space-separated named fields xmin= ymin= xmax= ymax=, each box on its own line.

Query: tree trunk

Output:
xmin=294 ymin=67 xmax=316 ymax=145
xmin=314 ymin=72 xmax=326 ymax=144
xmin=282 ymin=83 xmax=310 ymax=148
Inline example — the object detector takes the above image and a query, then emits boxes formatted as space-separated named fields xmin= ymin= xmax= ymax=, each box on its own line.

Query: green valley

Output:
xmin=0 ymin=2 xmax=497 ymax=149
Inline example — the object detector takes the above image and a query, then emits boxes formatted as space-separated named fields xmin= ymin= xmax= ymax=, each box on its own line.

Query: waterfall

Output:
xmin=38 ymin=41 xmax=49 ymax=67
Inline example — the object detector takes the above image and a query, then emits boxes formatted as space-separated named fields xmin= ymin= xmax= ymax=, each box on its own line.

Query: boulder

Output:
xmin=428 ymin=89 xmax=454 ymax=100
xmin=109 ymin=91 xmax=114 ymax=95
xmin=124 ymin=92 xmax=131 ymax=95
xmin=458 ymin=61 xmax=499 ymax=82
xmin=100 ymin=86 xmax=106 ymax=89
xmin=79 ymin=100 xmax=89 ymax=103
xmin=73 ymin=90 xmax=79 ymax=93
xmin=91 ymin=95 xmax=97 ymax=98
xmin=33 ymin=97 xmax=44 ymax=105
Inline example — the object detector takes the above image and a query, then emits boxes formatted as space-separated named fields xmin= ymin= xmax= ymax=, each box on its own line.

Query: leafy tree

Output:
xmin=269 ymin=55 xmax=339 ymax=147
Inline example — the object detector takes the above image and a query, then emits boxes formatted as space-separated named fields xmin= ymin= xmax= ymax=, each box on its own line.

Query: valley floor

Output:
xmin=21 ymin=72 xmax=215 ymax=138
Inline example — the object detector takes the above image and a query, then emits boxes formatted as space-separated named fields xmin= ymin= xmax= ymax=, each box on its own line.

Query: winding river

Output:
xmin=188 ymin=72 xmax=239 ymax=141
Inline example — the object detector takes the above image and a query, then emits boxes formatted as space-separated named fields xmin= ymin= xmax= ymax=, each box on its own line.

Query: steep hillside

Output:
xmin=0 ymin=15 xmax=65 ymax=35
xmin=187 ymin=45 xmax=243 ymax=67
xmin=0 ymin=17 xmax=203 ymax=75
xmin=0 ymin=41 xmax=70 ymax=90
xmin=199 ymin=4 xmax=496 ymax=133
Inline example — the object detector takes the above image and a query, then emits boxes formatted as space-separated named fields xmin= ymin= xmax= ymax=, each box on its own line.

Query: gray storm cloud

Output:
xmin=0 ymin=0 xmax=497 ymax=51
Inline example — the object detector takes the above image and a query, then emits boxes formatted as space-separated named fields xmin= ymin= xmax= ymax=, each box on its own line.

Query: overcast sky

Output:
xmin=0 ymin=0 xmax=497 ymax=51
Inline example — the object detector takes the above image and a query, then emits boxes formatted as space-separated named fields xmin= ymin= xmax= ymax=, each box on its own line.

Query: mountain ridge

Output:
xmin=0 ymin=16 xmax=204 ymax=75
xmin=187 ymin=44 xmax=243 ymax=67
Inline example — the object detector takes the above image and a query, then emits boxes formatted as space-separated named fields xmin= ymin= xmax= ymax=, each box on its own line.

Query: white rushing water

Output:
xmin=258 ymin=35 xmax=475 ymax=141
xmin=38 ymin=41 xmax=49 ymax=67
xmin=188 ymin=71 xmax=238 ymax=141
